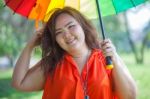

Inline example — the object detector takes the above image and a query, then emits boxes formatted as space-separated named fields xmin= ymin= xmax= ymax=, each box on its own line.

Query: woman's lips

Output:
xmin=66 ymin=38 xmax=76 ymax=45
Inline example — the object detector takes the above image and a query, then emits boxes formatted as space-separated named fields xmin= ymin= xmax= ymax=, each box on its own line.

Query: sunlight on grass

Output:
xmin=128 ymin=64 xmax=150 ymax=99
xmin=0 ymin=69 xmax=12 ymax=79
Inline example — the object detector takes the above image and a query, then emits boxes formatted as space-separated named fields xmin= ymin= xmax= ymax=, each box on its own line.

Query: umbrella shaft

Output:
xmin=95 ymin=0 xmax=106 ymax=40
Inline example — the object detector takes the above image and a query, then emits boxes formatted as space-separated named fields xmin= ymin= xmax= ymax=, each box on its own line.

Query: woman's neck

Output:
xmin=69 ymin=47 xmax=91 ymax=59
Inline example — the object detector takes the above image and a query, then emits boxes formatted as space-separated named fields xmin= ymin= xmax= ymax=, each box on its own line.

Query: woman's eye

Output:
xmin=55 ymin=31 xmax=63 ymax=35
xmin=68 ymin=25 xmax=75 ymax=29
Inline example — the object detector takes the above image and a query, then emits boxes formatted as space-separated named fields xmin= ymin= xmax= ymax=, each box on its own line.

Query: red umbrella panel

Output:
xmin=5 ymin=0 xmax=36 ymax=17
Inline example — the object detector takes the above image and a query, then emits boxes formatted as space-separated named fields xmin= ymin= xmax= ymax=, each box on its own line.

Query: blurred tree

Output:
xmin=141 ymin=21 xmax=150 ymax=63
xmin=0 ymin=22 xmax=17 ymax=65
xmin=0 ymin=0 xmax=4 ymax=9
xmin=123 ymin=13 xmax=140 ymax=63
xmin=92 ymin=15 xmax=130 ymax=52
xmin=0 ymin=7 xmax=34 ymax=66
xmin=123 ymin=11 xmax=150 ymax=64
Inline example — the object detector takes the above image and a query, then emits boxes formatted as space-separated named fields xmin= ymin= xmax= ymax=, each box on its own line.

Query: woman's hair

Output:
xmin=41 ymin=6 xmax=100 ymax=75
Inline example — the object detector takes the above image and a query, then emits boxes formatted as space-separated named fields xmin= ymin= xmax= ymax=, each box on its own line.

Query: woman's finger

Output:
xmin=101 ymin=42 xmax=112 ymax=50
xmin=100 ymin=39 xmax=117 ymax=57
xmin=102 ymin=47 xmax=113 ymax=56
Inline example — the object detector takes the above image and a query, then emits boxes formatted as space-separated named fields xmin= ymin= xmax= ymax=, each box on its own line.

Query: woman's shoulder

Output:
xmin=92 ymin=48 xmax=104 ymax=56
xmin=91 ymin=48 xmax=106 ymax=63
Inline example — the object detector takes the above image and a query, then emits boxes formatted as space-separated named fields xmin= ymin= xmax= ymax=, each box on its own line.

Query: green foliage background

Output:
xmin=0 ymin=0 xmax=150 ymax=99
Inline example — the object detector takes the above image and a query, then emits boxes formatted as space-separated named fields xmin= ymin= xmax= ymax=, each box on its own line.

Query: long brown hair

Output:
xmin=41 ymin=7 xmax=100 ymax=75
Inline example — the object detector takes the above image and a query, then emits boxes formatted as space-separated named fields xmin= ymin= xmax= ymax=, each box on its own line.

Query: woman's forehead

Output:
xmin=55 ymin=13 xmax=78 ymax=28
xmin=56 ymin=13 xmax=76 ymax=22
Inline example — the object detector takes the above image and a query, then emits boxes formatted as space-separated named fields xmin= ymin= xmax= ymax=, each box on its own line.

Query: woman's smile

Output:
xmin=66 ymin=38 xmax=76 ymax=45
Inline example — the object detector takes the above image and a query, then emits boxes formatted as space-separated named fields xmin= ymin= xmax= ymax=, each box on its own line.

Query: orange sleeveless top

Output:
xmin=42 ymin=49 xmax=118 ymax=99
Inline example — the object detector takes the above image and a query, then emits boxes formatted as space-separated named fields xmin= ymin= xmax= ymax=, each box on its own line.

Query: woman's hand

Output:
xmin=12 ymin=26 xmax=46 ymax=91
xmin=27 ymin=26 xmax=44 ymax=49
xmin=100 ymin=39 xmax=137 ymax=99
xmin=100 ymin=39 xmax=118 ymax=62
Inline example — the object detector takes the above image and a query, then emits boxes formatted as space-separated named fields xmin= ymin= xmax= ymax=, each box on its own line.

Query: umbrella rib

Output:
xmin=27 ymin=2 xmax=37 ymax=18
xmin=13 ymin=0 xmax=24 ymax=14
xmin=112 ymin=0 xmax=118 ymax=14
xmin=130 ymin=0 xmax=136 ymax=7
xmin=4 ymin=0 xmax=11 ymax=7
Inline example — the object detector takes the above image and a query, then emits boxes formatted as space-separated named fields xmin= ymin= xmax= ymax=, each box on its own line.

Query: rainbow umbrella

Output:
xmin=4 ymin=0 xmax=148 ymax=69
xmin=4 ymin=0 xmax=147 ymax=38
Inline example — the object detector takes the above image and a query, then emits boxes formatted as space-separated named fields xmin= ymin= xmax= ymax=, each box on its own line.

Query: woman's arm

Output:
xmin=12 ymin=27 xmax=45 ymax=92
xmin=111 ymin=53 xmax=137 ymax=99
xmin=101 ymin=39 xmax=137 ymax=99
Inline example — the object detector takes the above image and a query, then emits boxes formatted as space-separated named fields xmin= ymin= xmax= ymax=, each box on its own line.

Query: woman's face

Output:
xmin=55 ymin=13 xmax=87 ymax=52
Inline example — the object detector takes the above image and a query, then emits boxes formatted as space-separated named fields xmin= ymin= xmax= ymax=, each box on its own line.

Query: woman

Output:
xmin=12 ymin=7 xmax=137 ymax=99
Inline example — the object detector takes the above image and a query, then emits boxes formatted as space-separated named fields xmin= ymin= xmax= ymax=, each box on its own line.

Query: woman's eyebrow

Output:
xmin=55 ymin=21 xmax=74 ymax=31
xmin=64 ymin=21 xmax=73 ymax=27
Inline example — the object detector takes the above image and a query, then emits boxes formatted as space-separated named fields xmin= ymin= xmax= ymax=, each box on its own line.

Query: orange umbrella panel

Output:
xmin=28 ymin=0 xmax=51 ymax=21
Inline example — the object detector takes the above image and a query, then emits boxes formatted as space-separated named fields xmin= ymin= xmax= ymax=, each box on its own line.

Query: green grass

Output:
xmin=0 ymin=49 xmax=150 ymax=99
xmin=0 ymin=69 xmax=42 ymax=99
xmin=120 ymin=49 xmax=150 ymax=99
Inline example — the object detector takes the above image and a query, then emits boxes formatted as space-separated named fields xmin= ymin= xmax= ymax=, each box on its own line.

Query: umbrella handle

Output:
xmin=106 ymin=56 xmax=113 ymax=69
xmin=95 ymin=0 xmax=113 ymax=69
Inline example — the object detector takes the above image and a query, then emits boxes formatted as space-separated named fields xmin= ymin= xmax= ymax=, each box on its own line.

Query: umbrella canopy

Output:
xmin=4 ymin=0 xmax=148 ymax=39
xmin=4 ymin=0 xmax=147 ymax=22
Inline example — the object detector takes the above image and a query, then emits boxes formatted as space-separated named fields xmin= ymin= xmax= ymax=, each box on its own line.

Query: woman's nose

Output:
xmin=63 ymin=29 xmax=71 ymax=38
